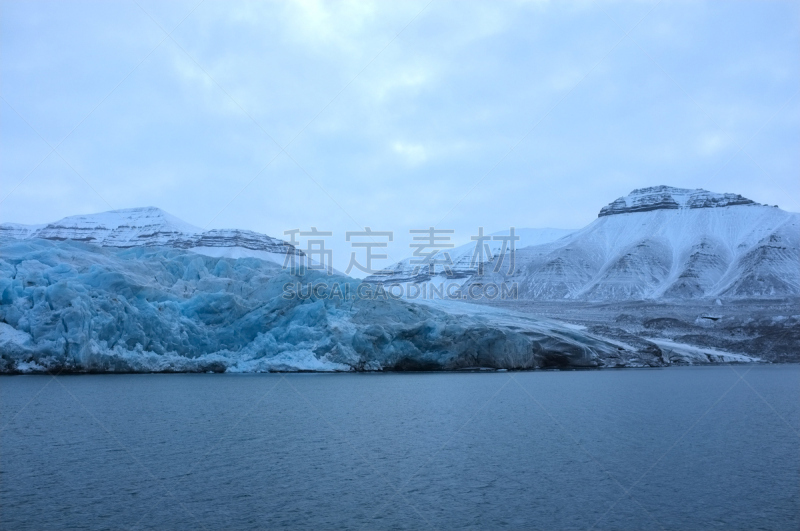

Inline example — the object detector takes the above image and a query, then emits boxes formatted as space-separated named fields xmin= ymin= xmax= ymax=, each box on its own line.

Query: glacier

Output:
xmin=0 ymin=238 xmax=652 ymax=374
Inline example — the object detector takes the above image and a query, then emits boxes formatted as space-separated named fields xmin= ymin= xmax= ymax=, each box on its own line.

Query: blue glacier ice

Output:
xmin=0 ymin=238 xmax=631 ymax=373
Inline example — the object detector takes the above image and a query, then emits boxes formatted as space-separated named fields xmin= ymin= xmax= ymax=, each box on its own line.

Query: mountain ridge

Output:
xmin=370 ymin=186 xmax=799 ymax=301
xmin=0 ymin=206 xmax=304 ymax=265
xmin=597 ymin=185 xmax=761 ymax=217
xmin=465 ymin=188 xmax=798 ymax=301
xmin=2 ymin=186 xmax=797 ymax=301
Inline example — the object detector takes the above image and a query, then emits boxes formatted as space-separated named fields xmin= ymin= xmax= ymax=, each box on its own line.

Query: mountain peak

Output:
xmin=598 ymin=185 xmax=758 ymax=217
xmin=1 ymin=206 xmax=303 ymax=264
xmin=25 ymin=207 xmax=202 ymax=247
xmin=47 ymin=207 xmax=203 ymax=234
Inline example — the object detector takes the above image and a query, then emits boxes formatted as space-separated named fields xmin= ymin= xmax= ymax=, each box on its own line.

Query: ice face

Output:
xmin=0 ymin=238 xmax=630 ymax=373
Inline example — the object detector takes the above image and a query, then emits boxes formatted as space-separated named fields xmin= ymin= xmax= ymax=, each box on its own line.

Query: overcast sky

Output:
xmin=2 ymin=0 xmax=798 ymax=275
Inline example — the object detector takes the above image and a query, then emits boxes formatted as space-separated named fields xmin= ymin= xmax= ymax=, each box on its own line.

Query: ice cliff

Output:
xmin=0 ymin=238 xmax=631 ymax=374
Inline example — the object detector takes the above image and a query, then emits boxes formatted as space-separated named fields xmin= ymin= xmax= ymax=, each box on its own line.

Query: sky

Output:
xmin=2 ymin=0 xmax=799 ymax=275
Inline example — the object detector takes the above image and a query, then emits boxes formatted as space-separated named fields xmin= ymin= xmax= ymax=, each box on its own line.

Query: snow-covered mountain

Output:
xmin=364 ymin=228 xmax=575 ymax=285
xmin=597 ymin=186 xmax=757 ymax=216
xmin=0 ymin=207 xmax=303 ymax=266
xmin=463 ymin=186 xmax=799 ymax=300
xmin=0 ymin=223 xmax=46 ymax=239
xmin=4 ymin=186 xmax=795 ymax=303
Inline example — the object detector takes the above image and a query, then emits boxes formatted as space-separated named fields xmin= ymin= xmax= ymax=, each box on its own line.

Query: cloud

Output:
xmin=696 ymin=133 xmax=730 ymax=156
xmin=392 ymin=141 xmax=427 ymax=166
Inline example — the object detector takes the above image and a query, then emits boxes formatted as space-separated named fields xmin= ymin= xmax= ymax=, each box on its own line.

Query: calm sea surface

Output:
xmin=1 ymin=366 xmax=798 ymax=530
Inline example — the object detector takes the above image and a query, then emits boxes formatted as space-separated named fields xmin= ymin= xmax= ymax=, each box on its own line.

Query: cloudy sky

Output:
xmin=2 ymin=0 xmax=798 ymax=274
